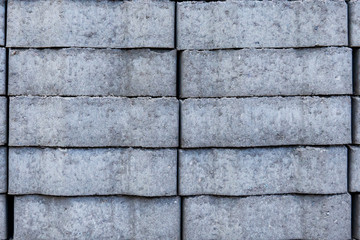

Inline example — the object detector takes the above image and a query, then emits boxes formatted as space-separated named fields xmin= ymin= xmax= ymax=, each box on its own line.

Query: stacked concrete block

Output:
xmin=178 ymin=0 xmax=351 ymax=239
xmin=7 ymin=0 xmax=178 ymax=238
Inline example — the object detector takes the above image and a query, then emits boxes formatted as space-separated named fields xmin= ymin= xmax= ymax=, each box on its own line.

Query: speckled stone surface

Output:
xmin=7 ymin=0 xmax=174 ymax=48
xmin=180 ymin=147 xmax=347 ymax=196
xmin=9 ymin=49 xmax=176 ymax=97
xmin=0 ymin=148 xmax=6 ymax=194
xmin=10 ymin=97 xmax=179 ymax=147
xmin=177 ymin=0 xmax=347 ymax=50
xmin=184 ymin=194 xmax=351 ymax=240
xmin=14 ymin=195 xmax=180 ymax=240
xmin=181 ymin=96 xmax=351 ymax=147
xmin=9 ymin=147 xmax=177 ymax=196
xmin=181 ymin=48 xmax=352 ymax=97
xmin=0 ymin=195 xmax=5 ymax=240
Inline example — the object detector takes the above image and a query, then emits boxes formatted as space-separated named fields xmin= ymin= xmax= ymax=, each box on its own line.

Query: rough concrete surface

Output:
xmin=14 ymin=195 xmax=180 ymax=240
xmin=0 ymin=195 xmax=5 ymax=240
xmin=10 ymin=97 xmax=179 ymax=147
xmin=180 ymin=147 xmax=347 ymax=196
xmin=184 ymin=194 xmax=351 ymax=240
xmin=349 ymin=0 xmax=360 ymax=46
xmin=9 ymin=49 xmax=176 ymax=96
xmin=0 ymin=48 xmax=6 ymax=95
xmin=7 ymin=0 xmax=174 ymax=48
xmin=0 ymin=97 xmax=6 ymax=146
xmin=0 ymin=148 xmax=6 ymax=194
xmin=177 ymin=0 xmax=347 ymax=49
xmin=0 ymin=0 xmax=4 ymax=46
xmin=9 ymin=147 xmax=177 ymax=196
xmin=181 ymin=47 xmax=352 ymax=97
xmin=349 ymin=146 xmax=360 ymax=192
xmin=181 ymin=96 xmax=351 ymax=147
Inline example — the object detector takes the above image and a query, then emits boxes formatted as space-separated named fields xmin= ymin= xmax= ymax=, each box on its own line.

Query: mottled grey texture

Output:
xmin=184 ymin=194 xmax=351 ymax=240
xmin=350 ymin=0 xmax=360 ymax=46
xmin=9 ymin=49 xmax=176 ymax=96
xmin=9 ymin=147 xmax=177 ymax=196
xmin=7 ymin=0 xmax=174 ymax=48
xmin=181 ymin=97 xmax=351 ymax=148
xmin=349 ymin=146 xmax=360 ymax=192
xmin=177 ymin=0 xmax=347 ymax=50
xmin=0 ymin=195 xmax=5 ymax=240
xmin=181 ymin=48 xmax=352 ymax=97
xmin=354 ymin=195 xmax=360 ymax=239
xmin=0 ymin=148 xmax=6 ymax=194
xmin=180 ymin=147 xmax=347 ymax=196
xmin=10 ymin=97 xmax=179 ymax=147
xmin=351 ymin=97 xmax=360 ymax=144
xmin=0 ymin=97 xmax=6 ymax=146
xmin=0 ymin=49 xmax=5 ymax=95
xmin=0 ymin=0 xmax=4 ymax=46
xmin=14 ymin=195 xmax=180 ymax=240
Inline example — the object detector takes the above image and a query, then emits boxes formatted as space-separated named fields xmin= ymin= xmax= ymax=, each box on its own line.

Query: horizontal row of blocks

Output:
xmin=4 ymin=0 xmax=360 ymax=49
xmin=1 ymin=47 xmax=355 ymax=97
xmin=2 ymin=146 xmax=360 ymax=196
xmin=0 ymin=194 xmax=357 ymax=239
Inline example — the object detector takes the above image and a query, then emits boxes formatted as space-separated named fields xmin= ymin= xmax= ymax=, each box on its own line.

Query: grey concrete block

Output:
xmin=0 ymin=195 xmax=5 ymax=240
xmin=177 ymin=0 xmax=347 ymax=50
xmin=0 ymin=97 xmax=6 ymax=146
xmin=181 ymin=48 xmax=352 ymax=97
xmin=10 ymin=97 xmax=178 ymax=147
xmin=0 ymin=148 xmax=6 ymax=194
xmin=7 ymin=0 xmax=174 ymax=48
xmin=0 ymin=1 xmax=4 ymax=46
xmin=0 ymin=49 xmax=6 ymax=96
xmin=9 ymin=147 xmax=177 ymax=196
xmin=9 ymin=49 xmax=176 ymax=97
xmin=349 ymin=146 xmax=360 ymax=192
xmin=181 ymin=97 xmax=351 ymax=147
xmin=349 ymin=0 xmax=360 ymax=46
xmin=351 ymin=97 xmax=360 ymax=144
xmin=14 ymin=195 xmax=180 ymax=240
xmin=180 ymin=147 xmax=347 ymax=196
xmin=184 ymin=194 xmax=351 ymax=240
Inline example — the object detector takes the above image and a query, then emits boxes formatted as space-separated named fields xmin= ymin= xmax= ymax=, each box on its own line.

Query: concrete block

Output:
xmin=181 ymin=48 xmax=352 ymax=97
xmin=10 ymin=97 xmax=178 ymax=147
xmin=180 ymin=147 xmax=347 ymax=196
xmin=0 ymin=0 xmax=4 ymax=46
xmin=177 ymin=0 xmax=347 ymax=50
xmin=9 ymin=147 xmax=177 ymax=196
xmin=181 ymin=97 xmax=351 ymax=147
xmin=7 ymin=0 xmax=174 ymax=48
xmin=0 ymin=148 xmax=6 ymax=194
xmin=0 ymin=48 xmax=5 ymax=95
xmin=349 ymin=146 xmax=360 ymax=192
xmin=350 ymin=97 xmax=360 ymax=144
xmin=14 ymin=195 xmax=180 ymax=240
xmin=0 ymin=195 xmax=5 ymax=240
xmin=9 ymin=49 xmax=176 ymax=97
xmin=184 ymin=194 xmax=351 ymax=240
xmin=349 ymin=0 xmax=360 ymax=46
xmin=0 ymin=97 xmax=6 ymax=146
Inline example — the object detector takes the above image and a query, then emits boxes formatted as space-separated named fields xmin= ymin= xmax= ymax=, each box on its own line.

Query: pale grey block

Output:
xmin=349 ymin=146 xmax=360 ymax=192
xmin=10 ymin=97 xmax=178 ymax=147
xmin=181 ymin=97 xmax=351 ymax=147
xmin=184 ymin=194 xmax=351 ymax=240
xmin=0 ymin=195 xmax=5 ymax=240
xmin=0 ymin=97 xmax=6 ymax=145
xmin=351 ymin=97 xmax=360 ymax=144
xmin=181 ymin=48 xmax=352 ymax=97
xmin=180 ymin=147 xmax=347 ymax=196
xmin=14 ymin=195 xmax=180 ymax=240
xmin=0 ymin=49 xmax=5 ymax=95
xmin=9 ymin=49 xmax=176 ymax=97
xmin=9 ymin=147 xmax=177 ymax=196
xmin=0 ymin=0 xmax=4 ymax=46
xmin=177 ymin=0 xmax=347 ymax=50
xmin=350 ymin=0 xmax=360 ymax=46
xmin=7 ymin=0 xmax=174 ymax=48
xmin=0 ymin=148 xmax=6 ymax=194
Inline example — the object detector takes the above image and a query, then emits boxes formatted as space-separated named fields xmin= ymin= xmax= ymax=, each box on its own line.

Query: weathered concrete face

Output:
xmin=183 ymin=194 xmax=351 ymax=240
xmin=9 ymin=49 xmax=176 ymax=97
xmin=14 ymin=195 xmax=181 ymax=240
xmin=181 ymin=97 xmax=351 ymax=148
xmin=0 ymin=97 xmax=6 ymax=146
xmin=181 ymin=48 xmax=352 ymax=97
xmin=0 ymin=195 xmax=5 ymax=240
xmin=349 ymin=146 xmax=360 ymax=192
xmin=180 ymin=147 xmax=347 ymax=196
xmin=177 ymin=0 xmax=347 ymax=50
xmin=350 ymin=0 xmax=360 ymax=46
xmin=7 ymin=0 xmax=175 ymax=48
xmin=0 ymin=0 xmax=4 ymax=46
xmin=0 ymin=148 xmax=6 ymax=194
xmin=9 ymin=97 xmax=179 ymax=147
xmin=9 ymin=147 xmax=177 ymax=196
